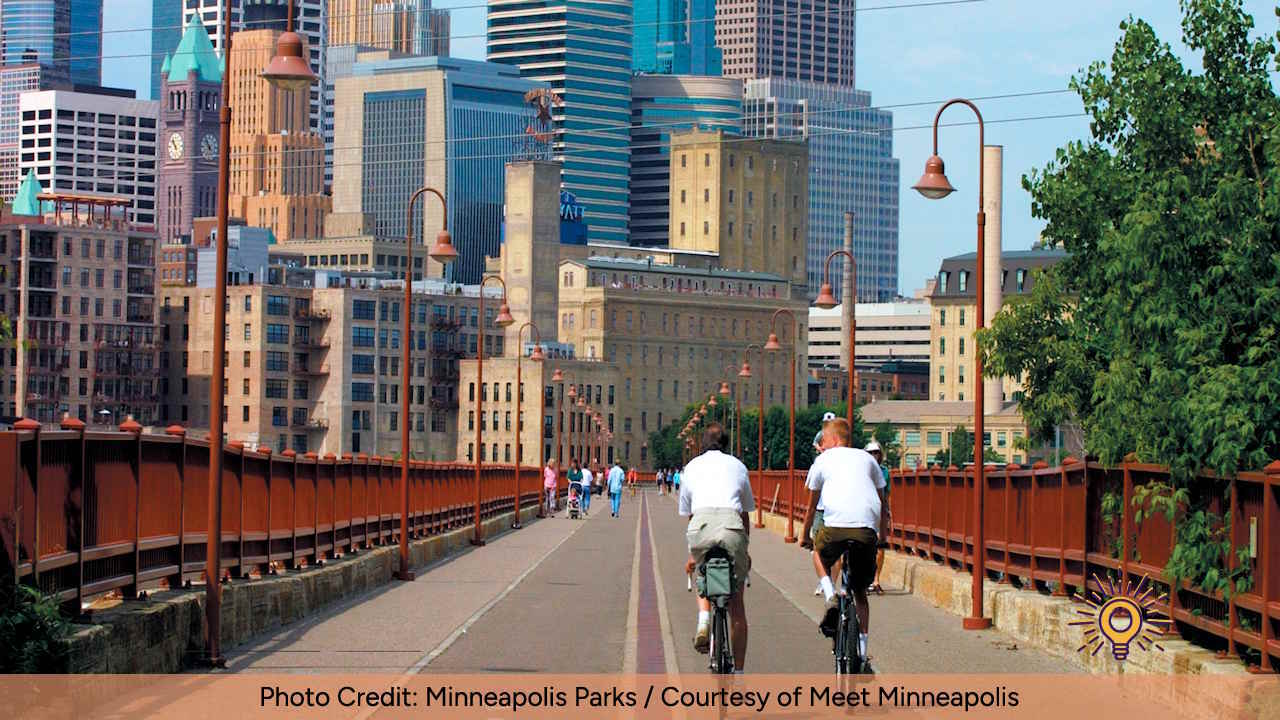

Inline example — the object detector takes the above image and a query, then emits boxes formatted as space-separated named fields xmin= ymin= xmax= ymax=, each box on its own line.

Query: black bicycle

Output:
xmin=832 ymin=544 xmax=871 ymax=675
xmin=696 ymin=547 xmax=736 ymax=674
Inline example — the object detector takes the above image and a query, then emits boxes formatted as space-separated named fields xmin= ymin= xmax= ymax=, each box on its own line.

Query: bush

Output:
xmin=0 ymin=582 xmax=72 ymax=673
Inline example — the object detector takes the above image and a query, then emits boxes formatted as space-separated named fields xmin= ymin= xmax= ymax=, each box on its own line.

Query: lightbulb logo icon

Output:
xmin=1070 ymin=574 xmax=1170 ymax=661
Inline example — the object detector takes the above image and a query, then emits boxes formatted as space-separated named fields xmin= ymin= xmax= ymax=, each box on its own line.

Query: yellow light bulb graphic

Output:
xmin=1098 ymin=596 xmax=1144 ymax=660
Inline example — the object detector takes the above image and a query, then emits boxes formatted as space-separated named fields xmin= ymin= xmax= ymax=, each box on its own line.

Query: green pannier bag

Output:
xmin=698 ymin=556 xmax=734 ymax=599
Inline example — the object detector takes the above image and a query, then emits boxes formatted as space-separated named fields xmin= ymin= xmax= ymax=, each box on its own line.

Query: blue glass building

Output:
xmin=629 ymin=74 xmax=739 ymax=247
xmin=745 ymin=79 xmax=900 ymax=301
xmin=1 ymin=0 xmax=102 ymax=85
xmin=632 ymin=0 xmax=720 ymax=75
xmin=487 ymin=0 xmax=633 ymax=245
xmin=349 ymin=56 xmax=545 ymax=284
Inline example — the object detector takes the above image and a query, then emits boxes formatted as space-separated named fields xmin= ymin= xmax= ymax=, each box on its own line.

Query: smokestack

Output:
xmin=841 ymin=212 xmax=854 ymax=375
xmin=982 ymin=146 xmax=1003 ymax=413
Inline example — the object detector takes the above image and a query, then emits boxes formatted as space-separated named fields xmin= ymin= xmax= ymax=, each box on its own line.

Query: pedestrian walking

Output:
xmin=580 ymin=462 xmax=594 ymax=515
xmin=627 ymin=465 xmax=638 ymax=498
xmin=567 ymin=459 xmax=583 ymax=518
xmin=543 ymin=459 xmax=559 ymax=516
xmin=608 ymin=462 xmax=625 ymax=517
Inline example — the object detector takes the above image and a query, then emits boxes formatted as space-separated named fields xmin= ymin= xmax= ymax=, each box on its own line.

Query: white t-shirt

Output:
xmin=805 ymin=446 xmax=885 ymax=533
xmin=678 ymin=450 xmax=756 ymax=516
xmin=580 ymin=467 xmax=593 ymax=487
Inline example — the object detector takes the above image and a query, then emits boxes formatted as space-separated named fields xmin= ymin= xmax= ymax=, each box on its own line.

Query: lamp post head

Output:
xmin=566 ymin=383 xmax=576 ymax=398
xmin=577 ymin=397 xmax=586 ymax=408
xmin=912 ymin=154 xmax=956 ymax=200
xmin=814 ymin=282 xmax=838 ymax=309
xmin=738 ymin=361 xmax=752 ymax=378
xmin=495 ymin=302 xmax=515 ymax=327
xmin=718 ymin=381 xmax=731 ymax=396
xmin=429 ymin=228 xmax=458 ymax=264
xmin=764 ymin=332 xmax=782 ymax=351
xmin=551 ymin=367 xmax=563 ymax=381
xmin=528 ymin=344 xmax=545 ymax=361
xmin=261 ymin=32 xmax=317 ymax=91
xmin=708 ymin=397 xmax=718 ymax=408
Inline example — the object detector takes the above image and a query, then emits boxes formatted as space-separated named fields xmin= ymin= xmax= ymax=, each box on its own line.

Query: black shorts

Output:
xmin=814 ymin=526 xmax=877 ymax=590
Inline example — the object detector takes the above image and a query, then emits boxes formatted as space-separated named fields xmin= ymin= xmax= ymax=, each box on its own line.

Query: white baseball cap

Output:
xmin=821 ymin=411 xmax=836 ymax=422
xmin=865 ymin=440 xmax=883 ymax=453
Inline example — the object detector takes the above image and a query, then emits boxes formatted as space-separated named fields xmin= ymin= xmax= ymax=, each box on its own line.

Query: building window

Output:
xmin=1016 ymin=268 xmax=1026 ymax=292
xmin=939 ymin=309 xmax=946 ymax=326
xmin=938 ymin=338 xmax=945 ymax=355
xmin=939 ymin=272 xmax=948 ymax=294
xmin=959 ymin=338 xmax=965 ymax=355
xmin=959 ymin=271 xmax=968 ymax=293
xmin=938 ymin=367 xmax=945 ymax=384
xmin=959 ymin=309 xmax=966 ymax=327
xmin=927 ymin=431 xmax=943 ymax=446
xmin=905 ymin=431 xmax=921 ymax=446
xmin=680 ymin=154 xmax=686 ymax=168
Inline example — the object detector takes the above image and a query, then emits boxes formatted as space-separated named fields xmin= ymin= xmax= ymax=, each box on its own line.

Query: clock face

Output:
xmin=167 ymin=132 xmax=184 ymax=160
xmin=200 ymin=133 xmax=218 ymax=161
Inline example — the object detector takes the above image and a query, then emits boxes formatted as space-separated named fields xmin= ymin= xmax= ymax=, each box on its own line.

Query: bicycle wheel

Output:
xmin=833 ymin=596 xmax=849 ymax=675
xmin=716 ymin=606 xmax=734 ymax=674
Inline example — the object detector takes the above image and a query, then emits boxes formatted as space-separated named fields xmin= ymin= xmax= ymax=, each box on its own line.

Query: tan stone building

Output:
xmin=667 ymin=128 xmax=809 ymax=294
xmin=0 ymin=189 xmax=161 ymax=425
xmin=227 ymin=29 xmax=329 ymax=242
xmin=327 ymin=0 xmax=450 ymax=55
xmin=860 ymin=400 xmax=1031 ymax=470
xmin=161 ymin=275 xmax=501 ymax=457
xmin=929 ymin=248 xmax=1067 ymax=403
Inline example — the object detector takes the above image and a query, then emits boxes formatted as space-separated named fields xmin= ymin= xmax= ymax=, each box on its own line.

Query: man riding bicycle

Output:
xmin=678 ymin=422 xmax=754 ymax=673
xmin=800 ymin=417 xmax=888 ymax=667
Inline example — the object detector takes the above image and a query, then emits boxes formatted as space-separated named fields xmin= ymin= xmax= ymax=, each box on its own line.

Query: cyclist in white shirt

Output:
xmin=679 ymin=422 xmax=754 ymax=672
xmin=800 ymin=417 xmax=888 ymax=663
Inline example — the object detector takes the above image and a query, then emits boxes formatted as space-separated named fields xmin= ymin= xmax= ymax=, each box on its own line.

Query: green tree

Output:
xmin=872 ymin=423 xmax=903 ymax=469
xmin=978 ymin=0 xmax=1280 ymax=479
xmin=976 ymin=0 xmax=1280 ymax=599
xmin=930 ymin=425 xmax=1006 ymax=467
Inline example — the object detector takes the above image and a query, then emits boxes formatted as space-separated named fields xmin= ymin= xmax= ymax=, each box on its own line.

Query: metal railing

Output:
xmin=0 ymin=424 xmax=543 ymax=610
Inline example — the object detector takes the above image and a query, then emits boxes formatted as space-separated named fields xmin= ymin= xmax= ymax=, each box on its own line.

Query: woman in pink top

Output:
xmin=543 ymin=460 xmax=559 ymax=515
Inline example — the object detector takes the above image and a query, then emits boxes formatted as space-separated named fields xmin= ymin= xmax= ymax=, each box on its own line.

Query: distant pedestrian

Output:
xmin=627 ymin=465 xmax=639 ymax=498
xmin=609 ymin=462 xmax=625 ymax=516
xmin=665 ymin=467 xmax=674 ymax=495
xmin=580 ymin=462 xmax=594 ymax=515
xmin=568 ymin=459 xmax=583 ymax=518
xmin=543 ymin=459 xmax=559 ymax=515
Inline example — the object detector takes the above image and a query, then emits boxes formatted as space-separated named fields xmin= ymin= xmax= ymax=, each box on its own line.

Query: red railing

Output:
xmin=0 ymin=426 xmax=542 ymax=609
xmin=885 ymin=460 xmax=1280 ymax=672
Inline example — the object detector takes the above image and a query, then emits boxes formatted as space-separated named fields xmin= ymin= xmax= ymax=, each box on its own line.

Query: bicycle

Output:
xmin=831 ymin=544 xmax=871 ymax=675
xmin=695 ymin=547 xmax=736 ymax=674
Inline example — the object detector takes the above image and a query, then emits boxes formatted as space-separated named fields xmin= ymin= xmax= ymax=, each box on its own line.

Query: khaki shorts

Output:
xmin=814 ymin=526 xmax=877 ymax=590
xmin=687 ymin=508 xmax=751 ymax=593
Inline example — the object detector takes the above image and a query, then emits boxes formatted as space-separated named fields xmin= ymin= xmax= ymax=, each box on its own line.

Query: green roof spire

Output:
xmin=11 ymin=169 xmax=44 ymax=216
xmin=160 ymin=54 xmax=171 ymax=76
xmin=168 ymin=15 xmax=222 ymax=83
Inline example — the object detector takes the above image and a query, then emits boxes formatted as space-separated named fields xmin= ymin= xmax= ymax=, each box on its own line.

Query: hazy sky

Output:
xmin=102 ymin=0 xmax=1280 ymax=293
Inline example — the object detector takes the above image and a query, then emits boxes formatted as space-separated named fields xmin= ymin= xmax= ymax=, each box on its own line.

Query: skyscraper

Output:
xmin=0 ymin=0 xmax=102 ymax=85
xmin=632 ymin=0 xmax=720 ymax=75
xmin=630 ymin=74 xmax=739 ymax=246
xmin=715 ymin=0 xmax=854 ymax=86
xmin=0 ymin=60 xmax=69 ymax=200
xmin=150 ymin=0 xmax=326 ymax=132
xmin=327 ymin=0 xmax=449 ymax=55
xmin=744 ymin=79 xmax=899 ymax=301
xmin=487 ymin=0 xmax=633 ymax=245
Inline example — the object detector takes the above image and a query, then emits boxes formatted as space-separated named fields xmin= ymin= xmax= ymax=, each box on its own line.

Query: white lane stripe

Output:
xmin=642 ymin=492 xmax=679 ymax=676
xmin=622 ymin=492 xmax=644 ymax=674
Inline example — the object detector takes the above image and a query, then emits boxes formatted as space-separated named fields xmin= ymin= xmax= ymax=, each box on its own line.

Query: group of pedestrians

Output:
xmin=676 ymin=412 xmax=892 ymax=674
xmin=540 ymin=457 xmax=637 ymax=518
xmin=654 ymin=467 xmax=682 ymax=496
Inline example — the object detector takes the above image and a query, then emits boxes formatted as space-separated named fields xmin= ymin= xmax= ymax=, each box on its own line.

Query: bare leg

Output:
xmin=853 ymin=587 xmax=870 ymax=633
xmin=730 ymin=592 xmax=748 ymax=671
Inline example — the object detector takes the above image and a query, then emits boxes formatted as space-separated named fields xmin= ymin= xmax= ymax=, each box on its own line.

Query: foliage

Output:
xmin=1132 ymin=481 xmax=1254 ymax=599
xmin=872 ymin=423 xmax=903 ymax=470
xmin=974 ymin=0 xmax=1279 ymax=598
xmin=0 ymin=583 xmax=72 ymax=673
xmin=976 ymin=0 xmax=1280 ymax=480
xmin=930 ymin=425 xmax=1006 ymax=466
xmin=650 ymin=401 xmax=868 ymax=470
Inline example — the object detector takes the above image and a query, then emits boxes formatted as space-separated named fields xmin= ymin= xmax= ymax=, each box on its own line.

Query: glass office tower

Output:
xmin=487 ymin=0 xmax=633 ymax=245
xmin=745 ymin=79 xmax=900 ymax=301
xmin=632 ymin=0 xmax=720 ymax=75
xmin=629 ymin=74 xmax=739 ymax=247
xmin=1 ymin=0 xmax=101 ymax=85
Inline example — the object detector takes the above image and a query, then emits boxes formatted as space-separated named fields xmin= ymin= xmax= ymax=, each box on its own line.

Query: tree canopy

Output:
xmin=978 ymin=0 xmax=1280 ymax=480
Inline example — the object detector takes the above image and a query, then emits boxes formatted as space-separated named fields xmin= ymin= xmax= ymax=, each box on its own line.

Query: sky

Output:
xmin=102 ymin=0 xmax=1280 ymax=294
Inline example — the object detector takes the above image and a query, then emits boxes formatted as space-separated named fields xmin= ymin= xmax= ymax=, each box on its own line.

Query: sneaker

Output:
xmin=693 ymin=624 xmax=710 ymax=654
xmin=819 ymin=598 xmax=840 ymax=638
xmin=813 ymin=584 xmax=822 ymax=596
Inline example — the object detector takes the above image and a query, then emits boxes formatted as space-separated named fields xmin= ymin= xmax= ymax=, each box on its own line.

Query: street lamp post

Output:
xmin=205 ymin=0 xmax=318 ymax=666
xmin=740 ymin=344 xmax=765 ymax=528
xmin=513 ymin=323 xmax=544 ymax=529
xmin=396 ymin=187 xmax=458 ymax=582
xmin=912 ymin=97 xmax=992 ymax=631
xmin=473 ymin=276 xmax=515 ymax=546
xmin=765 ymin=308 xmax=799 ymax=543
xmin=814 ymin=250 xmax=856 ymax=427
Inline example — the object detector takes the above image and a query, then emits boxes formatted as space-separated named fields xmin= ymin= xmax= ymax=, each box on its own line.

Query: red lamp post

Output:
xmin=512 ymin=323 xmax=544 ymax=529
xmin=473 ymin=276 xmax=516 ymax=546
xmin=740 ymin=344 xmax=765 ymax=528
xmin=764 ymin=308 xmax=799 ymax=543
xmin=814 ymin=250 xmax=856 ymax=427
xmin=912 ymin=97 xmax=992 ymax=631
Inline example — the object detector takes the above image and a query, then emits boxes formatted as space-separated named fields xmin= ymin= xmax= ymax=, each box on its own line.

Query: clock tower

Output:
xmin=157 ymin=15 xmax=223 ymax=246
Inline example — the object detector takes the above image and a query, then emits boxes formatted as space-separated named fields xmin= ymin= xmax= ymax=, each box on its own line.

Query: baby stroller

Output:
xmin=567 ymin=481 xmax=583 ymax=519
